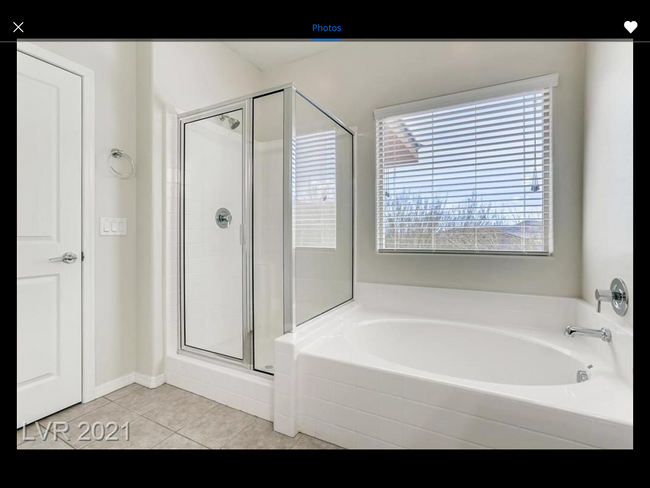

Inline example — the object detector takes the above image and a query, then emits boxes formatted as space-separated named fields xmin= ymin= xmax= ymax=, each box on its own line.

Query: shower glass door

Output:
xmin=181 ymin=106 xmax=247 ymax=361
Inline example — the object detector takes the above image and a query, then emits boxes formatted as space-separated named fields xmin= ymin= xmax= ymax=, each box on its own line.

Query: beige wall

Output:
xmin=135 ymin=42 xmax=156 ymax=379
xmin=262 ymin=42 xmax=586 ymax=297
xmin=582 ymin=42 xmax=633 ymax=326
xmin=33 ymin=42 xmax=137 ymax=386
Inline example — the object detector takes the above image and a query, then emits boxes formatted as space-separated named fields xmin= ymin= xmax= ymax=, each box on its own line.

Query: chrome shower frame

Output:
xmin=178 ymin=98 xmax=253 ymax=371
xmin=177 ymin=84 xmax=355 ymax=375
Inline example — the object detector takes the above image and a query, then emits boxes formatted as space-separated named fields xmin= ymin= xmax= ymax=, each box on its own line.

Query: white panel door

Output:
xmin=17 ymin=51 xmax=82 ymax=428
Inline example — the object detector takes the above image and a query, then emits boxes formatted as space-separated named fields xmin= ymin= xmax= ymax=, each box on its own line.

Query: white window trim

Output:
xmin=374 ymin=73 xmax=558 ymax=256
xmin=374 ymin=73 xmax=558 ymax=120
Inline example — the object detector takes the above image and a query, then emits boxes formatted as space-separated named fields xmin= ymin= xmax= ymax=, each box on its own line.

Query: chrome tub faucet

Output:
xmin=564 ymin=325 xmax=612 ymax=342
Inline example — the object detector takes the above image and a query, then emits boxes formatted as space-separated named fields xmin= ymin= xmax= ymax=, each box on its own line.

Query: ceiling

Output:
xmin=224 ymin=41 xmax=351 ymax=71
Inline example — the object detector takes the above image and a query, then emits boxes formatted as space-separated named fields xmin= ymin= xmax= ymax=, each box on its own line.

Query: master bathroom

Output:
xmin=16 ymin=38 xmax=633 ymax=449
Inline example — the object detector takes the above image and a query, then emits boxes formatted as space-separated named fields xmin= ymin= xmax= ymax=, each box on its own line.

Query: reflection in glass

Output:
xmin=294 ymin=94 xmax=353 ymax=325
xmin=294 ymin=130 xmax=337 ymax=249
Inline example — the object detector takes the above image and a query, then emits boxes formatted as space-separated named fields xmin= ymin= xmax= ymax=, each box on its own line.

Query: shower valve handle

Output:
xmin=215 ymin=208 xmax=232 ymax=229
xmin=595 ymin=289 xmax=612 ymax=313
xmin=595 ymin=278 xmax=628 ymax=316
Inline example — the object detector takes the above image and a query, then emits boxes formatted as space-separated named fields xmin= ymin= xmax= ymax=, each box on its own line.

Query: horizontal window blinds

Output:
xmin=294 ymin=130 xmax=337 ymax=249
xmin=376 ymin=85 xmax=553 ymax=255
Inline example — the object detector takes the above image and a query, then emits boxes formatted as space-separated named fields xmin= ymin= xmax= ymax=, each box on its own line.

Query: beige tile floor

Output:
xmin=16 ymin=384 xmax=342 ymax=450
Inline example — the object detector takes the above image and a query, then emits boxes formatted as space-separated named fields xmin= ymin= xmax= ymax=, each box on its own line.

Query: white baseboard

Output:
xmin=93 ymin=372 xmax=166 ymax=400
xmin=94 ymin=373 xmax=136 ymax=399
xmin=135 ymin=372 xmax=166 ymax=389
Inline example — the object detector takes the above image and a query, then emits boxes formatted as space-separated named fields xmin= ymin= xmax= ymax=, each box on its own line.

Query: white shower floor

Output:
xmin=254 ymin=334 xmax=276 ymax=373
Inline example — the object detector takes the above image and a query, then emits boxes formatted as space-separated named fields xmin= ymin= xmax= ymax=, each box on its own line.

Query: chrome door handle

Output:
xmin=49 ymin=252 xmax=78 ymax=264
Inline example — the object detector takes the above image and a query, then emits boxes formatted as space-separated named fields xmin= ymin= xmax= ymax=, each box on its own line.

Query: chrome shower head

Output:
xmin=220 ymin=114 xmax=240 ymax=130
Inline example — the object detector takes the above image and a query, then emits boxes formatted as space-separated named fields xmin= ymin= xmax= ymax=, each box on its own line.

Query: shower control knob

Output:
xmin=595 ymin=288 xmax=612 ymax=302
xmin=595 ymin=278 xmax=628 ymax=316
xmin=215 ymin=208 xmax=232 ymax=229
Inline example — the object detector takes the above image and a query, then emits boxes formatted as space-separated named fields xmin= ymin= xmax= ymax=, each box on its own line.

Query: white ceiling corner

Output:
xmin=224 ymin=41 xmax=350 ymax=71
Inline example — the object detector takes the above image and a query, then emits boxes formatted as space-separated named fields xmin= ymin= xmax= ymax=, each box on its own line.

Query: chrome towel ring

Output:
xmin=108 ymin=148 xmax=135 ymax=179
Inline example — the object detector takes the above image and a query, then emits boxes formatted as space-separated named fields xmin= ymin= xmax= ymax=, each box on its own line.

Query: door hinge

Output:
xmin=81 ymin=251 xmax=85 ymax=262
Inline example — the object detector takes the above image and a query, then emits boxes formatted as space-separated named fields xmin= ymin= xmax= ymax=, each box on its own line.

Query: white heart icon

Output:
xmin=624 ymin=21 xmax=637 ymax=33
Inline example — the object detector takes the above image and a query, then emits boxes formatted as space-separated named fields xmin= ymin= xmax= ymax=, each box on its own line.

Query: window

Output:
xmin=293 ymin=130 xmax=337 ymax=249
xmin=375 ymin=74 xmax=556 ymax=255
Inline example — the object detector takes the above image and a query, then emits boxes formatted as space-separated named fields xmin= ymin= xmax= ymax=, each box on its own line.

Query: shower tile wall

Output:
xmin=182 ymin=118 xmax=243 ymax=358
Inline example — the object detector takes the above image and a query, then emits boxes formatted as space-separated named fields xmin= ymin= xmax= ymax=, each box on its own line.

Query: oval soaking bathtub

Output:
xmin=280 ymin=284 xmax=633 ymax=449
xmin=345 ymin=319 xmax=586 ymax=386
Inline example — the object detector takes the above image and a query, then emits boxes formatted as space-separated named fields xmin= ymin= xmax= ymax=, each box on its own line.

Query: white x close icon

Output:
xmin=14 ymin=22 xmax=24 ymax=33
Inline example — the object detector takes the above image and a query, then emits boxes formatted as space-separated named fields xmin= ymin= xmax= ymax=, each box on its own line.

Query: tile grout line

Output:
xmin=141 ymin=393 xmax=220 ymax=429
xmin=20 ymin=385 xmax=171 ymax=449
xmin=301 ymin=384 xmax=597 ymax=448
xmin=111 ymin=385 xmax=214 ymax=418
xmin=140 ymin=429 xmax=176 ymax=451
xmin=37 ymin=399 xmax=108 ymax=432
xmin=143 ymin=404 xmax=223 ymax=449
xmin=35 ymin=397 xmax=117 ymax=441
xmin=218 ymin=413 xmax=258 ymax=450
xmin=79 ymin=389 xmax=180 ymax=449
xmin=219 ymin=417 xmax=303 ymax=450
xmin=31 ymin=386 xmax=171 ymax=448
xmin=137 ymin=390 xmax=287 ymax=449
xmin=74 ymin=397 xmax=146 ymax=450
xmin=288 ymin=433 xmax=302 ymax=449
xmin=110 ymin=387 xmax=252 ymax=449
xmin=122 ymin=390 xmax=298 ymax=449
xmin=155 ymin=430 xmax=213 ymax=450
xmin=59 ymin=436 xmax=78 ymax=450
xmin=106 ymin=386 xmax=202 ymax=449
xmin=139 ymin=399 xmax=256 ymax=450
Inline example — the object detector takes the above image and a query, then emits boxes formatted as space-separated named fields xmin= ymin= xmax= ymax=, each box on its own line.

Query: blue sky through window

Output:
xmin=378 ymin=89 xmax=550 ymax=253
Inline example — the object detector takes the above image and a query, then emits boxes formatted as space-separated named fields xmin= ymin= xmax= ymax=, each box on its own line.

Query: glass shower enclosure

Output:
xmin=178 ymin=85 xmax=354 ymax=375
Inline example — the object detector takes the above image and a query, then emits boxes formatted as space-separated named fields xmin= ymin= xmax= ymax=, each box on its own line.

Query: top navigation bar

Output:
xmin=3 ymin=18 xmax=645 ymax=42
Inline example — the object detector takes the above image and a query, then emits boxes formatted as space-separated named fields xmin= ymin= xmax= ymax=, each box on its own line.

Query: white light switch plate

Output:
xmin=100 ymin=217 xmax=127 ymax=236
